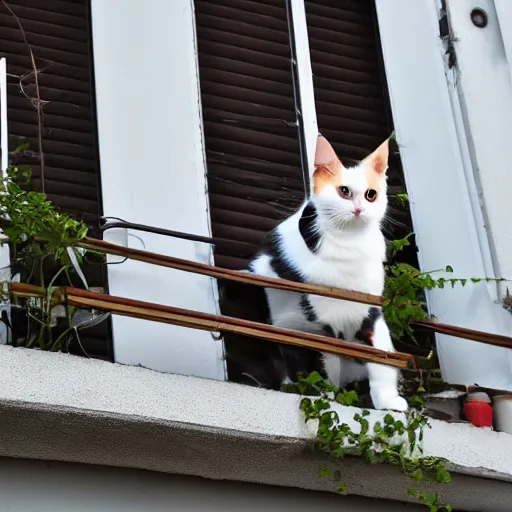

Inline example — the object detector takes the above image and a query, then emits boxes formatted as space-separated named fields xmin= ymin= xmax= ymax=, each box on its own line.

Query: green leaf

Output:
xmin=6 ymin=181 xmax=22 ymax=195
xmin=337 ymin=483 xmax=348 ymax=494
xmin=435 ymin=465 xmax=452 ymax=484
xmin=335 ymin=389 xmax=359 ymax=407
xmin=408 ymin=468 xmax=424 ymax=481
xmin=384 ymin=414 xmax=394 ymax=425
xmin=445 ymin=265 xmax=454 ymax=273
xmin=304 ymin=371 xmax=323 ymax=385
xmin=319 ymin=466 xmax=331 ymax=478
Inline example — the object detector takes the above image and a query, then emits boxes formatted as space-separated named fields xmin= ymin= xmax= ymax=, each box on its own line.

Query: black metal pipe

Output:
xmin=100 ymin=216 xmax=217 ymax=246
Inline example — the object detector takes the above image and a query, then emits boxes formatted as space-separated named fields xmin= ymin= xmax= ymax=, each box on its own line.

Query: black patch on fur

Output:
xmin=220 ymin=278 xmax=286 ymax=390
xmin=322 ymin=324 xmax=336 ymax=338
xmin=299 ymin=294 xmax=317 ymax=322
xmin=298 ymin=202 xmax=321 ymax=252
xmin=279 ymin=345 xmax=324 ymax=384
xmin=263 ymin=230 xmax=304 ymax=282
xmin=355 ymin=307 xmax=382 ymax=346
xmin=322 ymin=324 xmax=344 ymax=340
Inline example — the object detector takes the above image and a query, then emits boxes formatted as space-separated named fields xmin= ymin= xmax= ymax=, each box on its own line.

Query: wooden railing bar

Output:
xmin=9 ymin=283 xmax=412 ymax=369
xmin=413 ymin=320 xmax=512 ymax=349
xmin=78 ymin=237 xmax=383 ymax=306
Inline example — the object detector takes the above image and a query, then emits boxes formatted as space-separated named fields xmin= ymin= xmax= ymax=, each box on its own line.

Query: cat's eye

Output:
xmin=365 ymin=189 xmax=378 ymax=202
xmin=338 ymin=186 xmax=351 ymax=198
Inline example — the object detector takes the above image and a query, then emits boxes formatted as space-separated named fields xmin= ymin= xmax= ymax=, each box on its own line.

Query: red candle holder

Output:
xmin=464 ymin=392 xmax=493 ymax=428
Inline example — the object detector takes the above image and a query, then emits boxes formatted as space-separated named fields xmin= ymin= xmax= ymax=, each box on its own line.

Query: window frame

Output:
xmin=0 ymin=57 xmax=10 ymax=344
xmin=375 ymin=0 xmax=512 ymax=389
xmin=91 ymin=0 xmax=510 ymax=388
xmin=90 ymin=0 xmax=225 ymax=379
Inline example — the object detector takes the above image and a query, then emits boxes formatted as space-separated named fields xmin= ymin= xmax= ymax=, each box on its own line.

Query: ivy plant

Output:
xmin=383 ymin=193 xmax=505 ymax=341
xmin=290 ymin=372 xmax=452 ymax=509
xmin=407 ymin=490 xmax=453 ymax=512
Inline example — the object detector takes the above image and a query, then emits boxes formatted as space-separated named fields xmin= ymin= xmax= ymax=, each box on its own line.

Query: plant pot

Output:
xmin=464 ymin=392 xmax=493 ymax=428
xmin=425 ymin=390 xmax=463 ymax=420
xmin=493 ymin=394 xmax=512 ymax=434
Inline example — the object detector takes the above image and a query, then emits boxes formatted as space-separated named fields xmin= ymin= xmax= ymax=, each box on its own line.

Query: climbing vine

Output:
xmin=408 ymin=490 xmax=453 ymax=512
xmin=384 ymin=193 xmax=505 ymax=341
xmin=288 ymin=372 xmax=452 ymax=509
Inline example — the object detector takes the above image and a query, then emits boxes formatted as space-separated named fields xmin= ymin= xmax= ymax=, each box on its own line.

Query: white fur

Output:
xmin=250 ymin=158 xmax=408 ymax=412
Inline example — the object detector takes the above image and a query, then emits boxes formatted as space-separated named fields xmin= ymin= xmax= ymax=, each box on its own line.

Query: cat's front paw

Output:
xmin=373 ymin=395 xmax=409 ymax=412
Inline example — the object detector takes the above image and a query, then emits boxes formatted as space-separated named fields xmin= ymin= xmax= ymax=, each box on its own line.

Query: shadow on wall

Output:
xmin=0 ymin=458 xmax=425 ymax=512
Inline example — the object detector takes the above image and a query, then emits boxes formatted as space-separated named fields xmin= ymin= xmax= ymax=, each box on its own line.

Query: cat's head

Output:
xmin=311 ymin=135 xmax=389 ymax=229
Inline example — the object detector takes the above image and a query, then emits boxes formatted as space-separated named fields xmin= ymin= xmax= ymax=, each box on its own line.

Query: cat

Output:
xmin=241 ymin=134 xmax=408 ymax=411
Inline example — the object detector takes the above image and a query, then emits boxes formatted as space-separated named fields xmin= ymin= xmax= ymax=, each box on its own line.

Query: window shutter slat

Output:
xmin=0 ymin=0 xmax=111 ymax=360
xmin=196 ymin=0 xmax=303 ymax=270
xmin=198 ymin=0 xmax=413 ymax=272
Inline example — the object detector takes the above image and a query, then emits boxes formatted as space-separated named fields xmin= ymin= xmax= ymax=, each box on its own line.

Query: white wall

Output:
xmin=376 ymin=0 xmax=512 ymax=389
xmin=440 ymin=0 xmax=512 ymax=385
xmin=90 ymin=0 xmax=225 ymax=379
xmin=0 ymin=458 xmax=422 ymax=512
xmin=448 ymin=0 xmax=512 ymax=284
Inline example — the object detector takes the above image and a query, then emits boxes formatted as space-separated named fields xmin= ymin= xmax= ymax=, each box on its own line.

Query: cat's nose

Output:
xmin=353 ymin=207 xmax=365 ymax=217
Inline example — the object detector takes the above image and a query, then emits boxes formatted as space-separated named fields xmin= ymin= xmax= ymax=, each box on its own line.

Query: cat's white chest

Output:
xmin=305 ymin=243 xmax=385 ymax=337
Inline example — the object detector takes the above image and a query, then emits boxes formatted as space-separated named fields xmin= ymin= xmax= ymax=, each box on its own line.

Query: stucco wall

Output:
xmin=449 ymin=0 xmax=512 ymax=287
xmin=90 ymin=0 xmax=225 ymax=379
xmin=0 ymin=458 xmax=424 ymax=512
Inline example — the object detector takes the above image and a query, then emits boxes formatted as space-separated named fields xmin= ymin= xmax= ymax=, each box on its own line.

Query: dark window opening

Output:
xmin=0 ymin=0 xmax=112 ymax=360
xmin=195 ymin=0 xmax=427 ymax=389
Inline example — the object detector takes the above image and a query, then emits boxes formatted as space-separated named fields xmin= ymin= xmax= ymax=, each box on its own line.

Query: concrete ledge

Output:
xmin=0 ymin=346 xmax=511 ymax=511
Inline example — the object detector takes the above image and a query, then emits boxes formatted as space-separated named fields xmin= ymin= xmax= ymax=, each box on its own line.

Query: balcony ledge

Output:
xmin=0 ymin=345 xmax=511 ymax=511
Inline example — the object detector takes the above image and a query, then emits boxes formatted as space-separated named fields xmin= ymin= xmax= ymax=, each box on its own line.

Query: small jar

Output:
xmin=493 ymin=395 xmax=512 ymax=434
xmin=464 ymin=392 xmax=493 ymax=428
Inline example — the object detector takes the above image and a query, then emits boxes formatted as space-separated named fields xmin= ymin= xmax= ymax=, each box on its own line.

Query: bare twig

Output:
xmin=2 ymin=0 xmax=45 ymax=191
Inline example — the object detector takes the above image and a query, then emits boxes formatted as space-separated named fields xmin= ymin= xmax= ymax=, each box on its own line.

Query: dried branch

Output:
xmin=10 ymin=282 xmax=413 ymax=369
xmin=77 ymin=237 xmax=384 ymax=306
xmin=2 ymin=0 xmax=45 ymax=191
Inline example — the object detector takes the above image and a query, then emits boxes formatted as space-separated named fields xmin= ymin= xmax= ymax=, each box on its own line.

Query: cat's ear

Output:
xmin=312 ymin=136 xmax=343 ymax=194
xmin=363 ymin=138 xmax=389 ymax=175
xmin=314 ymin=135 xmax=343 ymax=175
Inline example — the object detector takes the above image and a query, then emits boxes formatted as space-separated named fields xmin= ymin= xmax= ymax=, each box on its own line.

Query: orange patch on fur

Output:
xmin=313 ymin=162 xmax=342 ymax=195
xmin=362 ymin=138 xmax=389 ymax=195
xmin=365 ymin=166 xmax=385 ymax=194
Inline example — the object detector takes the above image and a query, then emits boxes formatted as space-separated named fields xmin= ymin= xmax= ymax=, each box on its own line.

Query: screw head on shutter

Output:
xmin=471 ymin=8 xmax=488 ymax=28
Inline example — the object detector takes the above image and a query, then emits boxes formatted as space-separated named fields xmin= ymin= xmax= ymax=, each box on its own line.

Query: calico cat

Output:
xmin=242 ymin=135 xmax=408 ymax=411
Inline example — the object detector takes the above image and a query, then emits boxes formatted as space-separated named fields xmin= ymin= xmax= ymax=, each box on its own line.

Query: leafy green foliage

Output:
xmin=300 ymin=393 xmax=449 ymax=483
xmin=383 ymin=233 xmax=505 ymax=341
xmin=387 ymin=231 xmax=414 ymax=260
xmin=407 ymin=490 xmax=453 ymax=512
xmin=0 ymin=148 xmax=101 ymax=351
xmin=293 ymin=372 xmax=451 ymax=509
xmin=282 ymin=371 xmax=360 ymax=407
xmin=0 ymin=164 xmax=88 ymax=248
xmin=392 ymin=193 xmax=410 ymax=209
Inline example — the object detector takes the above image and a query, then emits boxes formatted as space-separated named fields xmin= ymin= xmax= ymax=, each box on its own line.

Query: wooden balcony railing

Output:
xmin=9 ymin=236 xmax=512 ymax=373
